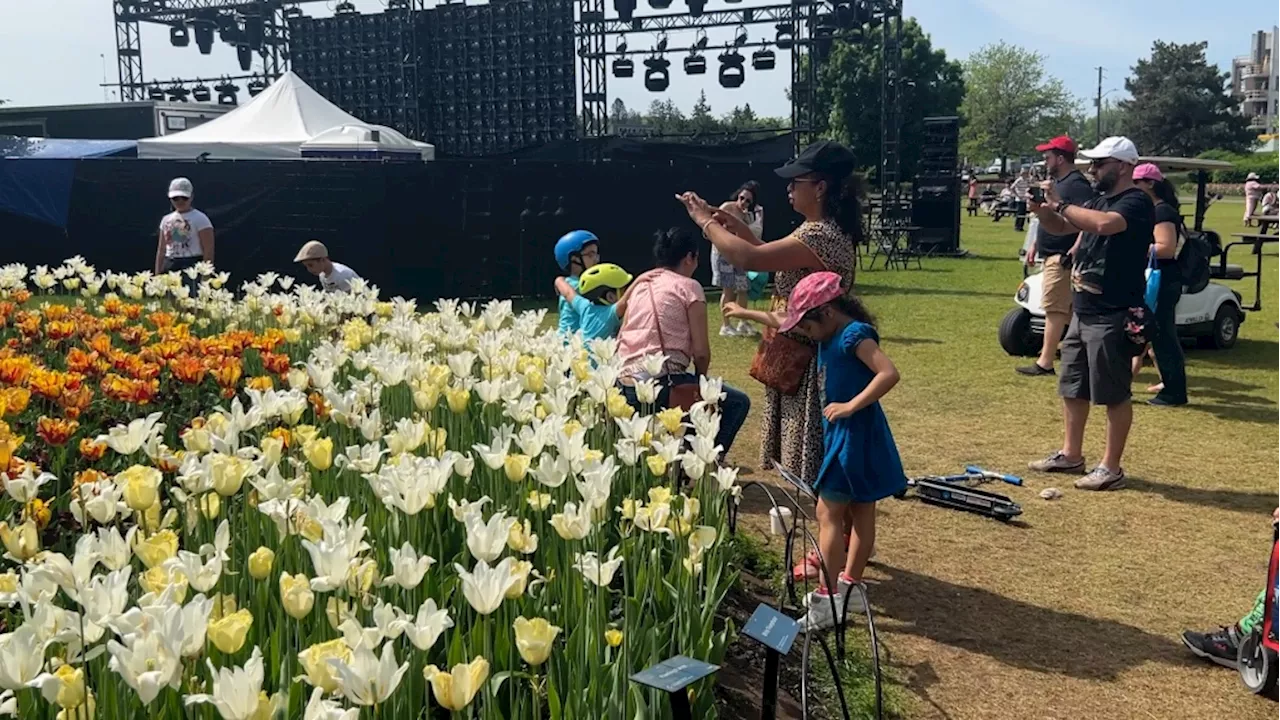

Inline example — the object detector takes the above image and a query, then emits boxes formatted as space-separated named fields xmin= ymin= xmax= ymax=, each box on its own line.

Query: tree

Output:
xmin=1118 ymin=41 xmax=1253 ymax=156
xmin=959 ymin=42 xmax=1075 ymax=173
xmin=689 ymin=91 xmax=718 ymax=135
xmin=812 ymin=18 xmax=964 ymax=178
xmin=610 ymin=98 xmax=628 ymax=124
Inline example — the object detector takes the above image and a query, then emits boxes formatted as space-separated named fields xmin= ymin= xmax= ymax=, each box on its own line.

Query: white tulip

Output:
xmin=79 ymin=567 xmax=132 ymax=626
xmin=454 ymin=558 xmax=518 ymax=615
xmin=95 ymin=412 xmax=165 ymax=456
xmin=165 ymin=551 xmax=222 ymax=594
xmin=635 ymin=378 xmax=659 ymax=405
xmin=336 ymin=443 xmax=386 ymax=475
xmin=698 ymin=376 xmax=725 ymax=404
xmin=465 ymin=511 xmax=513 ymax=564
xmin=185 ymin=648 xmax=283 ymax=720
xmin=107 ymin=609 xmax=184 ymax=704
xmin=379 ymin=543 xmax=434 ymax=590
xmin=3 ymin=467 xmax=53 ymax=504
xmin=0 ymin=626 xmax=45 ymax=691
xmin=533 ymin=453 xmax=570 ymax=489
xmin=549 ymin=502 xmax=593 ymax=541
xmin=573 ymin=546 xmax=625 ymax=587
xmin=304 ymin=687 xmax=360 ymax=720
xmin=327 ymin=641 xmax=409 ymax=707
xmin=447 ymin=495 xmax=491 ymax=523
xmin=392 ymin=598 xmax=453 ymax=651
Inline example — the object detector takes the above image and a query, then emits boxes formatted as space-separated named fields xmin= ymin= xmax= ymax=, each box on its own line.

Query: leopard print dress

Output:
xmin=759 ymin=219 xmax=857 ymax=481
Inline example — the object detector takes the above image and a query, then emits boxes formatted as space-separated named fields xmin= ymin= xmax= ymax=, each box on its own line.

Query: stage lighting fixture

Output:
xmin=192 ymin=17 xmax=215 ymax=54
xmin=170 ymin=24 xmax=189 ymax=47
xmin=648 ymin=0 xmax=672 ymax=7
xmin=644 ymin=55 xmax=670 ymax=92
xmin=775 ymin=22 xmax=794 ymax=50
xmin=752 ymin=47 xmax=775 ymax=70
xmin=718 ymin=49 xmax=744 ymax=88
xmin=814 ymin=15 xmax=836 ymax=61
xmin=282 ymin=5 xmax=303 ymax=20
xmin=656 ymin=34 xmax=669 ymax=53
xmin=243 ymin=13 xmax=264 ymax=50
xmin=248 ymin=76 xmax=268 ymax=96
xmin=166 ymin=84 xmax=191 ymax=102
xmin=832 ymin=1 xmax=856 ymax=28
xmin=613 ymin=0 xmax=636 ymax=21
xmin=684 ymin=51 xmax=706 ymax=75
xmin=685 ymin=0 xmax=705 ymax=17
xmin=236 ymin=44 xmax=253 ymax=71
xmin=148 ymin=84 xmax=166 ymax=101
xmin=215 ymin=80 xmax=239 ymax=105
xmin=612 ymin=57 xmax=634 ymax=78
xmin=334 ymin=1 xmax=357 ymax=14
xmin=192 ymin=83 xmax=211 ymax=102
xmin=733 ymin=25 xmax=748 ymax=47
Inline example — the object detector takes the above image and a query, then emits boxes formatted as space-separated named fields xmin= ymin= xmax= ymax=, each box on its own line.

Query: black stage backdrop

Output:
xmin=1 ymin=153 xmax=797 ymax=301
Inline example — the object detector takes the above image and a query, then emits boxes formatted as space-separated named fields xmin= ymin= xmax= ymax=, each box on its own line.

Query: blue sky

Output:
xmin=0 ymin=0 xmax=1274 ymax=122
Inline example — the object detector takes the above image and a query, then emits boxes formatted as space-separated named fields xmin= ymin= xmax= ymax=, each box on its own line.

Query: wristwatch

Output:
xmin=1055 ymin=201 xmax=1071 ymax=214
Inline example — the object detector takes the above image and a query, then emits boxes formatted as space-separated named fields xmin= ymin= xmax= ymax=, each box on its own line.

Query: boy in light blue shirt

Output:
xmin=554 ymin=263 xmax=633 ymax=341
xmin=553 ymin=230 xmax=601 ymax=334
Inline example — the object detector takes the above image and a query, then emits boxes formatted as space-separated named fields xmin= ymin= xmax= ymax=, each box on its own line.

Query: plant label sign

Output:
xmin=743 ymin=603 xmax=800 ymax=655
xmin=630 ymin=655 xmax=719 ymax=693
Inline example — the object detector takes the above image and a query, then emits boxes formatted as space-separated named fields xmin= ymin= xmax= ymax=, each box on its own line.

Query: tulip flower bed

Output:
xmin=0 ymin=260 xmax=738 ymax=719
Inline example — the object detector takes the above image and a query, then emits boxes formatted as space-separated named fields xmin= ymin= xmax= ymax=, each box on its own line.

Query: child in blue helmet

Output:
xmin=554 ymin=230 xmax=601 ymax=334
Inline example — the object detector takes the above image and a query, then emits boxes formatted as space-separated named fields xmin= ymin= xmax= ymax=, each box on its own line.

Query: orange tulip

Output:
xmin=43 ymin=305 xmax=70 ymax=321
xmin=46 ymin=320 xmax=76 ymax=341
xmin=2 ymin=387 xmax=29 ymax=415
xmin=79 ymin=438 xmax=107 ymax=462
xmin=0 ymin=357 xmax=32 ymax=385
xmin=27 ymin=368 xmax=67 ymax=400
xmin=168 ymin=355 xmax=207 ymax=385
xmin=261 ymin=351 xmax=291 ymax=376
xmin=37 ymin=416 xmax=79 ymax=446
xmin=246 ymin=375 xmax=274 ymax=392
xmin=147 ymin=311 xmax=175 ymax=329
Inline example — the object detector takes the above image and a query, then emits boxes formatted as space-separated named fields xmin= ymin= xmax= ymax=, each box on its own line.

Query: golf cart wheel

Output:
xmin=1237 ymin=628 xmax=1278 ymax=698
xmin=998 ymin=308 xmax=1040 ymax=357
xmin=1207 ymin=305 xmax=1239 ymax=350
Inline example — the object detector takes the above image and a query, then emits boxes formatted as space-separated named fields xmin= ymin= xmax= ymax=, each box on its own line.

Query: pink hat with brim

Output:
xmin=779 ymin=271 xmax=845 ymax=333
xmin=1132 ymin=163 xmax=1164 ymax=182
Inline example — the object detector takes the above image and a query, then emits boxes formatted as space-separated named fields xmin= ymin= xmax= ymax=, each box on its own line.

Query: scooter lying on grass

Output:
xmin=895 ymin=466 xmax=1024 ymax=521
xmin=1238 ymin=526 xmax=1279 ymax=698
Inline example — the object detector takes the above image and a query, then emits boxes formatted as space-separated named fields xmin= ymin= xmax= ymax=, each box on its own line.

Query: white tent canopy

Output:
xmin=137 ymin=72 xmax=372 ymax=160
xmin=301 ymin=124 xmax=434 ymax=161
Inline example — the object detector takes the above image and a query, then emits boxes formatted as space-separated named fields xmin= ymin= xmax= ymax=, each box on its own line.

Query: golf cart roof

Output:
xmin=1074 ymin=156 xmax=1234 ymax=171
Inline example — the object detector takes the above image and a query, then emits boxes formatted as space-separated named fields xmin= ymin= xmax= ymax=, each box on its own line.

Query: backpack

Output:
xmin=1176 ymin=228 xmax=1213 ymax=294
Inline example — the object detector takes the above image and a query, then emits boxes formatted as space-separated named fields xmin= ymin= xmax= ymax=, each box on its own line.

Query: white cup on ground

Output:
xmin=768 ymin=506 xmax=793 ymax=536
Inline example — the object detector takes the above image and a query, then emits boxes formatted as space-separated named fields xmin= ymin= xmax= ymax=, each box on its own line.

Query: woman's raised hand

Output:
xmin=676 ymin=191 xmax=715 ymax=224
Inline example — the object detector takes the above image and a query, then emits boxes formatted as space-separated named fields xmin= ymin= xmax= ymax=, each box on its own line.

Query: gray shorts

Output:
xmin=1058 ymin=312 xmax=1133 ymax=406
xmin=710 ymin=249 xmax=748 ymax=291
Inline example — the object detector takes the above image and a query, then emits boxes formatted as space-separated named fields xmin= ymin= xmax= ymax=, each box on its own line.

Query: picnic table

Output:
xmin=1224 ymin=233 xmax=1278 ymax=311
xmin=865 ymin=223 xmax=922 ymax=270
xmin=1253 ymin=214 xmax=1278 ymax=234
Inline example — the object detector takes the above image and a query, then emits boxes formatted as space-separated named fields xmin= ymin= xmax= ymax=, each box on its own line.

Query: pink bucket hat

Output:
xmin=1132 ymin=163 xmax=1164 ymax=182
xmin=779 ymin=271 xmax=845 ymax=333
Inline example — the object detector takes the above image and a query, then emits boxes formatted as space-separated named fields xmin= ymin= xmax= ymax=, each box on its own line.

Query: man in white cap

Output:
xmin=1025 ymin=136 xmax=1153 ymax=491
xmin=155 ymin=177 xmax=214 ymax=277
xmin=294 ymin=240 xmax=360 ymax=292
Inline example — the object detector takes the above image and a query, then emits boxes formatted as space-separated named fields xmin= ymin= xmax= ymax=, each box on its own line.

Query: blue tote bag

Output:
xmin=1143 ymin=246 xmax=1161 ymax=312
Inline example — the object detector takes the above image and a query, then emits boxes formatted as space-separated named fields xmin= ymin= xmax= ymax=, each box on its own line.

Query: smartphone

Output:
xmin=1028 ymin=187 xmax=1045 ymax=203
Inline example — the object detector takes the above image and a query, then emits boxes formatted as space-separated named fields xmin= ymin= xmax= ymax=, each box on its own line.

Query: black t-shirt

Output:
xmin=1152 ymin=202 xmax=1184 ymax=279
xmin=1037 ymin=170 xmax=1096 ymax=255
xmin=1071 ymin=187 xmax=1154 ymax=315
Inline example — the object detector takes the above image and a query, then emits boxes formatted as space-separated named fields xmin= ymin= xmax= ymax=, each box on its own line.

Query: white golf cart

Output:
xmin=999 ymin=157 xmax=1256 ymax=357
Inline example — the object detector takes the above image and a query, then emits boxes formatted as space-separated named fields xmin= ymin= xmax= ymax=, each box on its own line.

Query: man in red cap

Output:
xmin=1017 ymin=135 xmax=1097 ymax=377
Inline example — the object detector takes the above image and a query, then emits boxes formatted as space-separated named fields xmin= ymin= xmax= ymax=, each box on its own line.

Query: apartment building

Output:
xmin=1230 ymin=26 xmax=1279 ymax=135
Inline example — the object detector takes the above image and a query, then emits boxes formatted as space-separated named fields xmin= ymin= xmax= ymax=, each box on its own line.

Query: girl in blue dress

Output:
xmin=777 ymin=271 xmax=907 ymax=631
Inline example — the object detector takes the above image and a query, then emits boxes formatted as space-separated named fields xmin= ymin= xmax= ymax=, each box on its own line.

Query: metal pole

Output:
xmin=761 ymin=649 xmax=781 ymax=720
xmin=1095 ymin=66 xmax=1103 ymax=144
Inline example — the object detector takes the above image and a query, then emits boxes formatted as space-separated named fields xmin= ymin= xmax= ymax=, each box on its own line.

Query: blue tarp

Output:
xmin=0 ymin=137 xmax=137 ymax=229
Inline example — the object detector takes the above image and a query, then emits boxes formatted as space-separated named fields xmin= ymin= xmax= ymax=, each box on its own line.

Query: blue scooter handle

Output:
xmin=965 ymin=465 xmax=1023 ymax=486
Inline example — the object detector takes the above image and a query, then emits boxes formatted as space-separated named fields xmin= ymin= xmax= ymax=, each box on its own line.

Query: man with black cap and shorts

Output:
xmin=1026 ymin=136 xmax=1153 ymax=491
xmin=1017 ymin=135 xmax=1096 ymax=376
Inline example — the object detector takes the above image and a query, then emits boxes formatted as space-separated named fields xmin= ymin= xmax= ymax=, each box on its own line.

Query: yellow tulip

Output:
xmin=583 ymin=449 xmax=604 ymax=465
xmin=648 ymin=487 xmax=673 ymax=506
xmin=605 ymin=389 xmax=634 ymax=419
xmin=427 ymin=427 xmax=447 ymax=457
xmin=521 ymin=368 xmax=545 ymax=394
xmin=345 ymin=558 xmax=379 ymax=595
xmin=0 ymin=520 xmax=39 ymax=561
xmin=656 ymin=407 xmax=684 ymax=435
xmin=526 ymin=491 xmax=553 ymax=512
xmin=507 ymin=519 xmax=538 ymax=554
xmin=55 ymin=690 xmax=94 ymax=720
xmin=205 ymin=412 xmax=229 ymax=437
xmin=51 ymin=663 xmax=86 ymax=709
xmin=247 ymin=547 xmax=275 ymax=580
xmin=259 ymin=436 xmax=284 ymax=468
xmin=291 ymin=425 xmax=319 ymax=447
xmin=445 ymin=386 xmax=471 ymax=414
xmin=619 ymin=498 xmax=637 ymax=521
xmin=279 ymin=572 xmax=315 ymax=619
xmin=503 ymin=454 xmax=531 ymax=483
xmin=199 ymin=492 xmax=221 ymax=520
xmin=605 ymin=629 xmax=624 ymax=648
xmin=513 ymin=617 xmax=561 ymax=666
xmin=207 ymin=608 xmax=253 ymax=654
xmin=209 ymin=453 xmax=252 ymax=497
xmin=116 ymin=464 xmax=161 ymax=511
xmin=571 ymin=357 xmax=590 ymax=381
xmin=424 ymin=657 xmax=489 ymax=712
xmin=325 ymin=596 xmax=350 ymax=630
xmin=139 ymin=565 xmax=187 ymax=603
xmin=562 ymin=419 xmax=583 ymax=439
xmin=132 ymin=529 xmax=178 ymax=568
xmin=303 ymin=438 xmax=333 ymax=471
xmin=645 ymin=455 xmax=668 ymax=478
xmin=505 ymin=560 xmax=533 ymax=600
xmin=181 ymin=426 xmax=212 ymax=454
xmin=0 ymin=572 xmax=17 ymax=594
xmin=298 ymin=639 xmax=352 ymax=694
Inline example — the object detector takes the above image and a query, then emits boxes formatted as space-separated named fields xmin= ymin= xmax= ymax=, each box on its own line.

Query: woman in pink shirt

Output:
xmin=1243 ymin=173 xmax=1262 ymax=226
xmin=618 ymin=228 xmax=751 ymax=455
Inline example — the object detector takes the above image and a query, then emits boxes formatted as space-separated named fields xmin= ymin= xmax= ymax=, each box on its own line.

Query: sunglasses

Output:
xmin=1087 ymin=158 xmax=1118 ymax=169
xmin=788 ymin=178 xmax=821 ymax=188
xmin=171 ymin=196 xmax=191 ymax=201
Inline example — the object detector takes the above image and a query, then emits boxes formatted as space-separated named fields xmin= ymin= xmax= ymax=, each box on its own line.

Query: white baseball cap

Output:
xmin=168 ymin=177 xmax=194 ymax=198
xmin=1247 ymin=172 xmax=1260 ymax=180
xmin=294 ymin=240 xmax=329 ymax=262
xmin=1078 ymin=136 xmax=1140 ymax=165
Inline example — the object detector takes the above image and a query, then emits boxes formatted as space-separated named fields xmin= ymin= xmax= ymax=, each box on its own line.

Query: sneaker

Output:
xmin=737 ymin=322 xmax=760 ymax=337
xmin=1015 ymin=363 xmax=1055 ymax=376
xmin=1182 ymin=626 xmax=1241 ymax=669
xmin=718 ymin=325 xmax=736 ymax=337
xmin=1148 ymin=395 xmax=1187 ymax=407
xmin=1028 ymin=451 xmax=1085 ymax=474
xmin=798 ymin=590 xmax=866 ymax=632
xmin=801 ymin=574 xmax=861 ymax=606
xmin=1074 ymin=465 xmax=1126 ymax=491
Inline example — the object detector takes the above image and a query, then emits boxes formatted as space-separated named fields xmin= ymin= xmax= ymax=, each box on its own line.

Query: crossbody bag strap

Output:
xmin=644 ymin=275 xmax=668 ymax=356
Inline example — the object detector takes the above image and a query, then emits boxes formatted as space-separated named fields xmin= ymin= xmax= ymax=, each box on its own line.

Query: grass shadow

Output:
xmin=883 ymin=336 xmax=945 ymax=347
xmin=1123 ymin=476 xmax=1278 ymax=515
xmin=857 ymin=285 xmax=1010 ymax=300
xmin=1179 ymin=400 xmax=1278 ymax=425
xmin=1187 ymin=339 xmax=1280 ymax=371
xmin=868 ymin=564 xmax=1187 ymax=682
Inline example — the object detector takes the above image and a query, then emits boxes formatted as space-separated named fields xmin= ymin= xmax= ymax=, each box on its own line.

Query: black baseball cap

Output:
xmin=775 ymin=140 xmax=856 ymax=179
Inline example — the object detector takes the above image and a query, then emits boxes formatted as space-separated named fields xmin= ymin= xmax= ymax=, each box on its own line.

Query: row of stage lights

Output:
xmin=612 ymin=0 xmax=877 ymax=22
xmin=145 ymin=76 xmax=271 ymax=105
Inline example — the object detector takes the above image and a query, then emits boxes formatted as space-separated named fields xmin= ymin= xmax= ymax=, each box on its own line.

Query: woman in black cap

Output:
xmin=677 ymin=140 xmax=862 ymax=490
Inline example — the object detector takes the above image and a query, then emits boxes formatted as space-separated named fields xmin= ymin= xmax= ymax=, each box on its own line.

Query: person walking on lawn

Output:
xmin=1017 ymin=135 xmax=1097 ymax=377
xmin=1026 ymin=136 xmax=1154 ymax=491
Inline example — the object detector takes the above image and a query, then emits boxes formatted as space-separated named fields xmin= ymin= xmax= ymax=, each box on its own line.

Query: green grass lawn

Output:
xmin=710 ymin=200 xmax=1278 ymax=719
